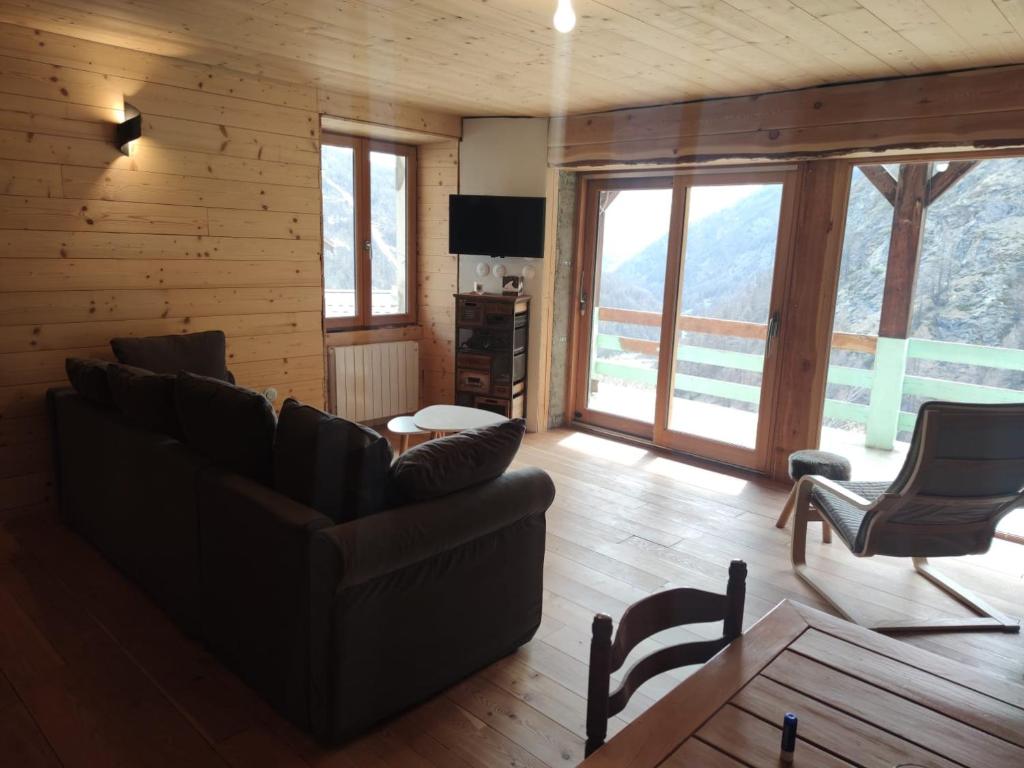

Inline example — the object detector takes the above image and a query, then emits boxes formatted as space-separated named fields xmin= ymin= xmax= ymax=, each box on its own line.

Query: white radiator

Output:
xmin=331 ymin=341 xmax=419 ymax=422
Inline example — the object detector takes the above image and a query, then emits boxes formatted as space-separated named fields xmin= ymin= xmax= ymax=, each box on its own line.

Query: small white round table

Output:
xmin=386 ymin=415 xmax=430 ymax=454
xmin=413 ymin=404 xmax=508 ymax=438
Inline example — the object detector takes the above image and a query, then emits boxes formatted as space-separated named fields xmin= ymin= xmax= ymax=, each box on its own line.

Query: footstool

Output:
xmin=776 ymin=449 xmax=852 ymax=543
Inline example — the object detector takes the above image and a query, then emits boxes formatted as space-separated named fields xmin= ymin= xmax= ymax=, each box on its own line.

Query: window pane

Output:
xmin=820 ymin=157 xmax=1024 ymax=486
xmin=322 ymin=144 xmax=356 ymax=318
xmin=820 ymin=164 xmax=895 ymax=449
xmin=585 ymin=187 xmax=672 ymax=424
xmin=370 ymin=151 xmax=408 ymax=316
xmin=667 ymin=183 xmax=783 ymax=449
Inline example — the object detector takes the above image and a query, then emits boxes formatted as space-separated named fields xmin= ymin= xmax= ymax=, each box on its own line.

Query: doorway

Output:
xmin=571 ymin=169 xmax=798 ymax=471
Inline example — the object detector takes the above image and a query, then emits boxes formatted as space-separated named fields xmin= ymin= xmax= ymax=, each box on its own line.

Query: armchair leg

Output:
xmin=791 ymin=478 xmax=866 ymax=626
xmin=868 ymin=558 xmax=1020 ymax=634
xmin=790 ymin=479 xmax=810 ymax=568
xmin=792 ymin=502 xmax=1020 ymax=633
xmin=779 ymin=483 xmax=832 ymax=543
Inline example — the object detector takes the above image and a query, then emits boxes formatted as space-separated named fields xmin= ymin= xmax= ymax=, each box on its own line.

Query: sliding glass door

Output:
xmin=573 ymin=170 xmax=797 ymax=471
xmin=573 ymin=177 xmax=677 ymax=433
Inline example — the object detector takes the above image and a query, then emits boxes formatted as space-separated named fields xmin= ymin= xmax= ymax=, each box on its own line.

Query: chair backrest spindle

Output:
xmin=585 ymin=614 xmax=614 ymax=757
xmin=723 ymin=559 xmax=747 ymax=640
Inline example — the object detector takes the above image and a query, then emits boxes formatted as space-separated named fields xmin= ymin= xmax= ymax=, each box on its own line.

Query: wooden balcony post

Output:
xmin=865 ymin=337 xmax=909 ymax=449
xmin=867 ymin=163 xmax=930 ymax=449
xmin=878 ymin=163 xmax=930 ymax=339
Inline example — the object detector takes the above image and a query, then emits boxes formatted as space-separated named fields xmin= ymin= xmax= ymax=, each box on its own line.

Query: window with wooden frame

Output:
xmin=321 ymin=134 xmax=417 ymax=330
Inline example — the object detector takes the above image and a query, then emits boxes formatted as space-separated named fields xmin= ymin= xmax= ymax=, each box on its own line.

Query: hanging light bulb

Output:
xmin=553 ymin=0 xmax=576 ymax=33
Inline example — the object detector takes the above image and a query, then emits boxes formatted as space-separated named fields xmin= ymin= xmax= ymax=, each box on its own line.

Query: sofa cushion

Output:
xmin=388 ymin=418 xmax=526 ymax=504
xmin=273 ymin=398 xmax=392 ymax=522
xmin=106 ymin=363 xmax=180 ymax=437
xmin=111 ymin=330 xmax=232 ymax=382
xmin=174 ymin=371 xmax=276 ymax=484
xmin=66 ymin=357 xmax=114 ymax=407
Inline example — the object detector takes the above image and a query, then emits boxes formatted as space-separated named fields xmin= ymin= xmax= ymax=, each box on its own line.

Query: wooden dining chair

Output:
xmin=584 ymin=560 xmax=747 ymax=757
xmin=792 ymin=401 xmax=1023 ymax=633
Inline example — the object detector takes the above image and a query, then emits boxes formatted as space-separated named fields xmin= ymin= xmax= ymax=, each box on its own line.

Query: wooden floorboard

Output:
xmin=0 ymin=427 xmax=1021 ymax=767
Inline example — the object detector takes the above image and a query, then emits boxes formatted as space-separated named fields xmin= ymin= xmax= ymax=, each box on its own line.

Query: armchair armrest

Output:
xmin=800 ymin=474 xmax=875 ymax=509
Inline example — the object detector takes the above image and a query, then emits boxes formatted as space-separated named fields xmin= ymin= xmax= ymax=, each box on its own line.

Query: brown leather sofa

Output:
xmin=48 ymin=386 xmax=554 ymax=742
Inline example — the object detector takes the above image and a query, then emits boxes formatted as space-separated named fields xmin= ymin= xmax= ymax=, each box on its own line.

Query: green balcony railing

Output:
xmin=590 ymin=306 xmax=1024 ymax=450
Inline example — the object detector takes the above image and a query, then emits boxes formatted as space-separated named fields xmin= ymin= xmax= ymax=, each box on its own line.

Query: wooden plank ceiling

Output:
xmin=1 ymin=0 xmax=1023 ymax=117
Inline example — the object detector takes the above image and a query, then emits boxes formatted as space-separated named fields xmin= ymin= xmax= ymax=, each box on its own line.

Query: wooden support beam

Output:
xmin=878 ymin=163 xmax=930 ymax=339
xmin=926 ymin=161 xmax=979 ymax=206
xmin=550 ymin=65 xmax=1024 ymax=167
xmin=859 ymin=165 xmax=896 ymax=205
xmin=771 ymin=161 xmax=852 ymax=480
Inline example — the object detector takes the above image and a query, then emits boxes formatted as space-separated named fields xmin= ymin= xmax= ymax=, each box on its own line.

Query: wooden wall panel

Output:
xmin=142 ymin=115 xmax=319 ymax=165
xmin=0 ymin=195 xmax=208 ymax=234
xmin=0 ymin=231 xmax=318 ymax=260
xmin=3 ymin=259 xmax=321 ymax=292
xmin=0 ymin=312 xmax=322 ymax=354
xmin=317 ymin=88 xmax=461 ymax=140
xmin=58 ymin=167 xmax=322 ymax=213
xmin=0 ymin=52 xmax=316 ymax=137
xmin=0 ymin=127 xmax=320 ymax=186
xmin=416 ymin=139 xmax=459 ymax=407
xmin=0 ymin=287 xmax=321 ymax=325
xmin=0 ymin=22 xmax=326 ymax=514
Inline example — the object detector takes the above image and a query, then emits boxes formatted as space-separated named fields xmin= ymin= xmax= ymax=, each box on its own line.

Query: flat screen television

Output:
xmin=449 ymin=194 xmax=545 ymax=258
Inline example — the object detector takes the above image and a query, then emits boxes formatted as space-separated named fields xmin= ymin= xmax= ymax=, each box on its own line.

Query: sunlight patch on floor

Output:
xmin=643 ymin=456 xmax=749 ymax=496
xmin=556 ymin=431 xmax=650 ymax=466
xmin=555 ymin=431 xmax=751 ymax=495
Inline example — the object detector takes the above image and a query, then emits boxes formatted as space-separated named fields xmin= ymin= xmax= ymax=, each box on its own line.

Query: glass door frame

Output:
xmin=571 ymin=174 xmax=680 ymax=439
xmin=653 ymin=168 xmax=799 ymax=471
xmin=570 ymin=166 xmax=800 ymax=472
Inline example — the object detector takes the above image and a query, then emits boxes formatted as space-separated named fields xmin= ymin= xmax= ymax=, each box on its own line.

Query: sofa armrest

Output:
xmin=308 ymin=466 xmax=555 ymax=742
xmin=203 ymin=470 xmax=333 ymax=534
xmin=311 ymin=467 xmax=555 ymax=589
xmin=197 ymin=469 xmax=332 ymax=728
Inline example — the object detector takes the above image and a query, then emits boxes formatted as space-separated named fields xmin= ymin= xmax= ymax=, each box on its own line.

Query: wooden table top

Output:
xmin=581 ymin=600 xmax=1024 ymax=768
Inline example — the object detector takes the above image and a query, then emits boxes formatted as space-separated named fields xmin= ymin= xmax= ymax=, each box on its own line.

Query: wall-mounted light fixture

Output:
xmin=553 ymin=0 xmax=576 ymax=33
xmin=116 ymin=102 xmax=142 ymax=156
